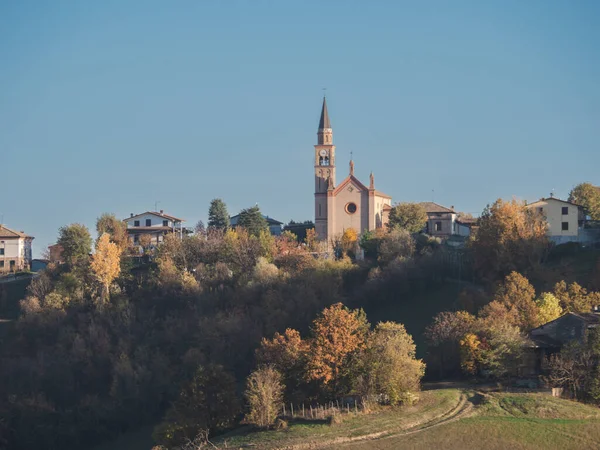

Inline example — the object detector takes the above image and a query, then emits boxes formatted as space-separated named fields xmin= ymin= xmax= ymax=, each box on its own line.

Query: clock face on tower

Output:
xmin=319 ymin=149 xmax=327 ymax=157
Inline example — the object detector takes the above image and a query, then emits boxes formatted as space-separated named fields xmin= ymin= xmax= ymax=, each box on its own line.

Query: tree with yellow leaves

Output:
xmin=340 ymin=227 xmax=358 ymax=258
xmin=90 ymin=233 xmax=123 ymax=300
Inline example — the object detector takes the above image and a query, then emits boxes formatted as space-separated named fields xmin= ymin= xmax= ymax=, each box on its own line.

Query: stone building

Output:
xmin=313 ymin=98 xmax=392 ymax=243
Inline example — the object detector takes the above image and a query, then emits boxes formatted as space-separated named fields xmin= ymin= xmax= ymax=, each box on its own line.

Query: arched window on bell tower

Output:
xmin=319 ymin=156 xmax=330 ymax=166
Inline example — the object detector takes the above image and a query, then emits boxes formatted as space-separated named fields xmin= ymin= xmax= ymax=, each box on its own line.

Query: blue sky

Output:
xmin=1 ymin=0 xmax=599 ymax=256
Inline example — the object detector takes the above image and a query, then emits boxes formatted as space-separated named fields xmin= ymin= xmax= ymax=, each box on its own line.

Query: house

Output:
xmin=526 ymin=196 xmax=587 ymax=244
xmin=526 ymin=310 xmax=600 ymax=376
xmin=124 ymin=211 xmax=186 ymax=247
xmin=0 ymin=225 xmax=34 ymax=274
xmin=419 ymin=202 xmax=458 ymax=238
xmin=455 ymin=216 xmax=478 ymax=237
xmin=230 ymin=214 xmax=284 ymax=236
xmin=48 ymin=243 xmax=64 ymax=263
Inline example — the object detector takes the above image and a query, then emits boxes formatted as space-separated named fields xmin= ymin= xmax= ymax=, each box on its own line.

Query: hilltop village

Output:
xmin=1 ymin=100 xmax=600 ymax=450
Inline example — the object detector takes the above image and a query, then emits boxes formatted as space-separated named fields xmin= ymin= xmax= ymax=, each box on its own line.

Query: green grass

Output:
xmin=214 ymin=389 xmax=461 ymax=449
xmin=213 ymin=390 xmax=600 ymax=450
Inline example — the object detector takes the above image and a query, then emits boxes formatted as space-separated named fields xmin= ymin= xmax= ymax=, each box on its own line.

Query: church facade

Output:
xmin=313 ymin=98 xmax=392 ymax=243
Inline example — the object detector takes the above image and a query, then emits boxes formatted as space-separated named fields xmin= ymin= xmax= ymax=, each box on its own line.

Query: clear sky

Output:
xmin=1 ymin=0 xmax=599 ymax=256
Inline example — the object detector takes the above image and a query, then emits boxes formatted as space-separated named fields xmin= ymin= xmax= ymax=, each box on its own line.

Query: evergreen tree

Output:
xmin=208 ymin=198 xmax=230 ymax=231
xmin=237 ymin=205 xmax=268 ymax=237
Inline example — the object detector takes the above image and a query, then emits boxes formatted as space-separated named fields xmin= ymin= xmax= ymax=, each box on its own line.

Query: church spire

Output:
xmin=318 ymin=96 xmax=331 ymax=130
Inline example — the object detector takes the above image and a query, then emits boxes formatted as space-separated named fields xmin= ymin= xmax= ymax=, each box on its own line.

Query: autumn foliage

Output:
xmin=90 ymin=233 xmax=123 ymax=299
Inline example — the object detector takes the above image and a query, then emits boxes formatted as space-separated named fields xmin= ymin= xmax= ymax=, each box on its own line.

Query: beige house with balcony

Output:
xmin=526 ymin=197 xmax=585 ymax=244
xmin=313 ymin=98 xmax=392 ymax=244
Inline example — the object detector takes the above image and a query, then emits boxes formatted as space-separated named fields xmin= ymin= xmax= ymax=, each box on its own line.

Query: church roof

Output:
xmin=318 ymin=97 xmax=331 ymax=129
xmin=333 ymin=175 xmax=369 ymax=195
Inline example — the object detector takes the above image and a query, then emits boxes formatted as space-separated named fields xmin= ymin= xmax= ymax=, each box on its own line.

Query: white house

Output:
xmin=123 ymin=211 xmax=185 ymax=247
xmin=0 ymin=225 xmax=34 ymax=273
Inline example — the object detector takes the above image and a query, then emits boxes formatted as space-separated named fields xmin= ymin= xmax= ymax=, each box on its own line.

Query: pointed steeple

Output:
xmin=318 ymin=97 xmax=331 ymax=130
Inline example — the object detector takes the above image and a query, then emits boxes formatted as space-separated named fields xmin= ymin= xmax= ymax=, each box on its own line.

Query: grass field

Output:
xmin=214 ymin=388 xmax=600 ymax=450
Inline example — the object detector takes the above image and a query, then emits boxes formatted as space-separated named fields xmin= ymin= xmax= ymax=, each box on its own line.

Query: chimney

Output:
xmin=550 ymin=192 xmax=554 ymax=198
xmin=451 ymin=205 xmax=454 ymax=210
xmin=160 ymin=209 xmax=164 ymax=214
xmin=130 ymin=213 xmax=134 ymax=217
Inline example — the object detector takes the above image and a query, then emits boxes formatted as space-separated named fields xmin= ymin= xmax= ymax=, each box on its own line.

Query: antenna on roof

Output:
xmin=550 ymin=189 xmax=555 ymax=198
xmin=322 ymin=87 xmax=327 ymax=98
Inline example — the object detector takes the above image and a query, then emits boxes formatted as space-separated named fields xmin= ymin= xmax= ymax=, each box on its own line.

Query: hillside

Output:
xmin=213 ymin=387 xmax=600 ymax=450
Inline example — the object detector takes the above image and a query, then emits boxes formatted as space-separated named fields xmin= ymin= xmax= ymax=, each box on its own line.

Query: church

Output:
xmin=313 ymin=98 xmax=392 ymax=243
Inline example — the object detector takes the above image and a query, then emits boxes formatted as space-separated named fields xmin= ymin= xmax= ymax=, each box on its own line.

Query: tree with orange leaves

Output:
xmin=256 ymin=328 xmax=309 ymax=401
xmin=90 ymin=233 xmax=123 ymax=300
xmin=306 ymin=303 xmax=369 ymax=395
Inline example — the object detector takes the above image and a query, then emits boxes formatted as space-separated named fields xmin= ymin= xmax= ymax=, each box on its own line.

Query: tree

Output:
xmin=57 ymin=223 xmax=93 ymax=266
xmin=153 ymin=365 xmax=240 ymax=448
xmin=360 ymin=322 xmax=425 ymax=405
xmin=341 ymin=228 xmax=358 ymax=257
xmin=387 ymin=202 xmax=428 ymax=233
xmin=425 ymin=311 xmax=476 ymax=378
xmin=96 ymin=213 xmax=128 ymax=249
xmin=377 ymin=228 xmax=415 ymax=265
xmin=256 ymin=328 xmax=308 ymax=401
xmin=569 ymin=182 xmax=600 ymax=220
xmin=536 ymin=293 xmax=563 ymax=324
xmin=237 ymin=206 xmax=268 ymax=237
xmin=195 ymin=220 xmax=206 ymax=236
xmin=491 ymin=272 xmax=540 ymax=330
xmin=545 ymin=329 xmax=600 ymax=402
xmin=469 ymin=198 xmax=549 ymax=282
xmin=245 ymin=366 xmax=284 ymax=428
xmin=553 ymin=281 xmax=600 ymax=313
xmin=90 ymin=233 xmax=123 ymax=300
xmin=306 ymin=303 xmax=369 ymax=394
xmin=207 ymin=198 xmax=230 ymax=231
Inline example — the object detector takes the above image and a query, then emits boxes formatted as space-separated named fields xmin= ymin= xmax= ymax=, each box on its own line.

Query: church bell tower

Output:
xmin=314 ymin=97 xmax=335 ymax=239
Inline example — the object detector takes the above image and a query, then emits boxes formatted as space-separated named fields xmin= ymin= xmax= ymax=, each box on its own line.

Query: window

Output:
xmin=0 ymin=248 xmax=4 ymax=255
xmin=146 ymin=219 xmax=151 ymax=226
xmin=163 ymin=220 xmax=169 ymax=226
xmin=134 ymin=220 xmax=140 ymax=227
xmin=435 ymin=221 xmax=442 ymax=232
xmin=538 ymin=207 xmax=543 ymax=214
xmin=345 ymin=202 xmax=357 ymax=214
xmin=562 ymin=206 xmax=568 ymax=215
xmin=134 ymin=234 xmax=139 ymax=244
xmin=319 ymin=156 xmax=330 ymax=166
xmin=562 ymin=222 xmax=569 ymax=231
xmin=0 ymin=261 xmax=4 ymax=268
xmin=9 ymin=260 xmax=15 ymax=268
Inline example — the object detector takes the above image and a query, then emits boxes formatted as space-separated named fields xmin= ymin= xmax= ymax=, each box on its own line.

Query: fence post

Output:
xmin=290 ymin=403 xmax=294 ymax=417
xmin=283 ymin=404 xmax=286 ymax=417
xmin=302 ymin=403 xmax=305 ymax=417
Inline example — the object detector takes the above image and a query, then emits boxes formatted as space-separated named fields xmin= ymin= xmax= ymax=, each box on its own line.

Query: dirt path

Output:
xmin=277 ymin=391 xmax=476 ymax=450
